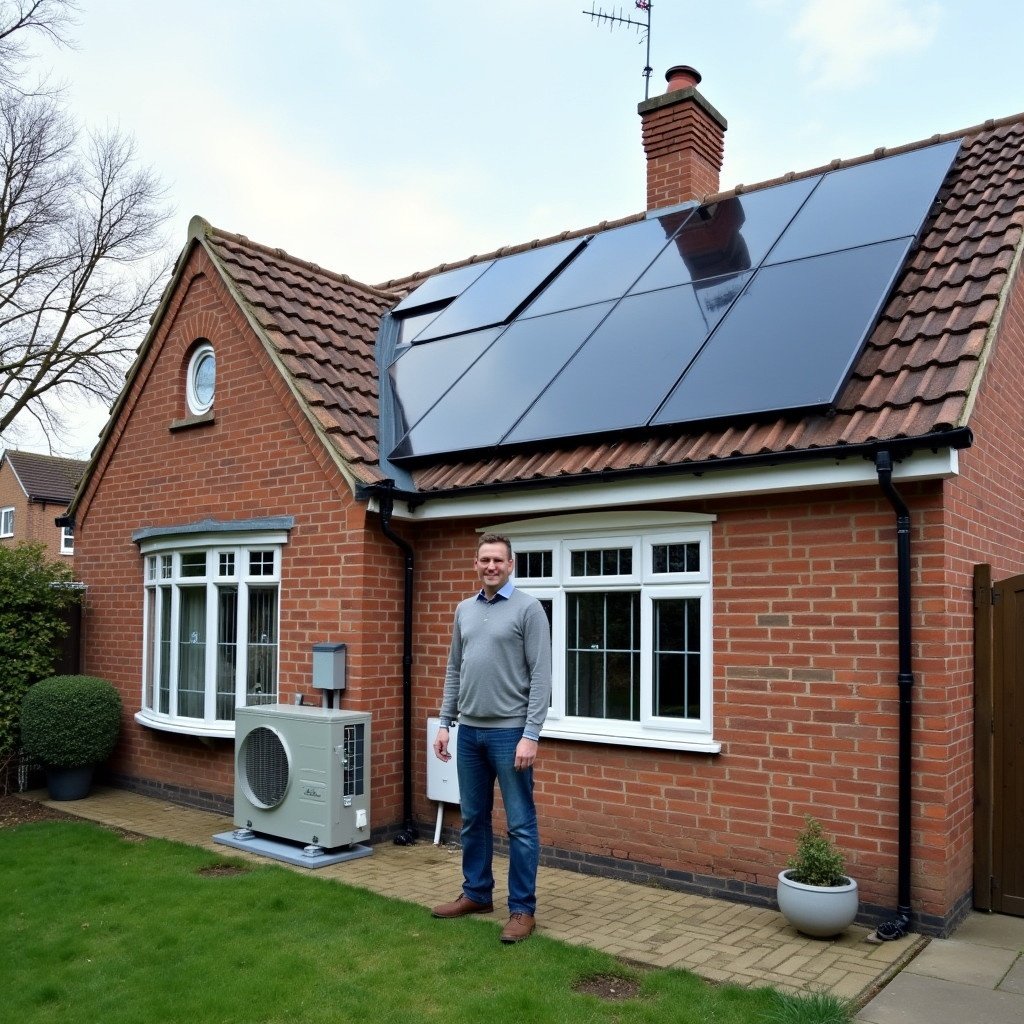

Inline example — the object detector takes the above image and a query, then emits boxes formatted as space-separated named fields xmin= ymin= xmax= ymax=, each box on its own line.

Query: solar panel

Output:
xmin=629 ymin=176 xmax=819 ymax=295
xmin=506 ymin=274 xmax=751 ymax=444
xmin=391 ymin=303 xmax=614 ymax=461
xmin=765 ymin=140 xmax=960 ymax=264
xmin=391 ymin=261 xmax=493 ymax=315
xmin=387 ymin=327 xmax=503 ymax=437
xmin=522 ymin=208 xmax=694 ymax=317
xmin=382 ymin=138 xmax=961 ymax=464
xmin=411 ymin=237 xmax=586 ymax=343
xmin=652 ymin=239 xmax=913 ymax=425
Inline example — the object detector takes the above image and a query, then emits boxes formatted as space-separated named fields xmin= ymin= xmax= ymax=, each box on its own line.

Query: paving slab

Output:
xmin=903 ymin=937 xmax=1020 ymax=988
xmin=998 ymin=955 xmax=1024 ymax=995
xmin=854 ymin=971 xmax=1024 ymax=1024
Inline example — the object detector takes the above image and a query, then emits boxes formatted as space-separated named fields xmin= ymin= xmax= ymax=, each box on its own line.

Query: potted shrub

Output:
xmin=19 ymin=675 xmax=122 ymax=801
xmin=776 ymin=816 xmax=859 ymax=937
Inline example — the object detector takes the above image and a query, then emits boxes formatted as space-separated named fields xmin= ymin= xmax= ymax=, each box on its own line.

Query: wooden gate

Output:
xmin=974 ymin=565 xmax=1024 ymax=915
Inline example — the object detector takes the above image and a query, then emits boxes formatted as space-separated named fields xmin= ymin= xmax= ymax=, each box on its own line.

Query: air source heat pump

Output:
xmin=234 ymin=704 xmax=371 ymax=850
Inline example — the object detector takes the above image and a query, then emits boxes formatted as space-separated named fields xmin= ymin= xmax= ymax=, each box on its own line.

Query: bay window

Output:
xmin=135 ymin=519 xmax=291 ymax=737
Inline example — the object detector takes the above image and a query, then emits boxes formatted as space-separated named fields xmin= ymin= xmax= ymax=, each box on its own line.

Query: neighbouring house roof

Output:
xmin=1 ymin=450 xmax=87 ymax=505
xmin=87 ymin=110 xmax=1024 ymax=506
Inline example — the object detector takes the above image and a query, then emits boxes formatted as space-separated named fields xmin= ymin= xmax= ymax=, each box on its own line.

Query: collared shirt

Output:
xmin=475 ymin=579 xmax=516 ymax=604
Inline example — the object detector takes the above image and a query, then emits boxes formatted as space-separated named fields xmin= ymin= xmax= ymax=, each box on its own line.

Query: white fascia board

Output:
xmin=388 ymin=448 xmax=959 ymax=522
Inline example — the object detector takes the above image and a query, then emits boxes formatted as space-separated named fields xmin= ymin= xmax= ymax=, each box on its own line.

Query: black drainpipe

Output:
xmin=376 ymin=481 xmax=419 ymax=846
xmin=874 ymin=450 xmax=912 ymax=940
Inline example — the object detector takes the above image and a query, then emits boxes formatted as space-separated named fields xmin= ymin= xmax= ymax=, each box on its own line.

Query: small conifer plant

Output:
xmin=785 ymin=816 xmax=848 ymax=887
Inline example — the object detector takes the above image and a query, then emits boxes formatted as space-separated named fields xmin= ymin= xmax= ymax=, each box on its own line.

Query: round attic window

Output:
xmin=186 ymin=343 xmax=216 ymax=415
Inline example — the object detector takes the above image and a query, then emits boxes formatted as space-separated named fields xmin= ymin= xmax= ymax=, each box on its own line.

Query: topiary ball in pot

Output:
xmin=20 ymin=675 xmax=122 ymax=771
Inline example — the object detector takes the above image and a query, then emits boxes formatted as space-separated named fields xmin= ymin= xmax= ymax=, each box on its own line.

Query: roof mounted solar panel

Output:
xmin=651 ymin=238 xmax=914 ymax=426
xmin=412 ymin=236 xmax=587 ymax=343
xmin=628 ymin=175 xmax=820 ymax=295
xmin=522 ymin=208 xmax=694 ymax=317
xmin=506 ymin=273 xmax=751 ymax=444
xmin=383 ymin=138 xmax=961 ymax=465
xmin=765 ymin=139 xmax=960 ymax=265
xmin=391 ymin=302 xmax=613 ymax=461
xmin=387 ymin=327 xmax=503 ymax=438
xmin=391 ymin=261 xmax=493 ymax=315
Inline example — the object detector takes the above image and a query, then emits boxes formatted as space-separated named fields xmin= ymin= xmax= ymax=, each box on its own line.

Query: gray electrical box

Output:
xmin=312 ymin=642 xmax=347 ymax=690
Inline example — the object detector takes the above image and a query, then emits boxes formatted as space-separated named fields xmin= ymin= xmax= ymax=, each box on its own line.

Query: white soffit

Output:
xmin=392 ymin=448 xmax=959 ymax=521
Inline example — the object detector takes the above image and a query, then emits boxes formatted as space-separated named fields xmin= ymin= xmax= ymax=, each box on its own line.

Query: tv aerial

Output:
xmin=582 ymin=1 xmax=654 ymax=99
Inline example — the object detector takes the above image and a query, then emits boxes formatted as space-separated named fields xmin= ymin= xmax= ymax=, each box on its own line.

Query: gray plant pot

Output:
xmin=776 ymin=869 xmax=859 ymax=937
xmin=45 ymin=765 xmax=95 ymax=801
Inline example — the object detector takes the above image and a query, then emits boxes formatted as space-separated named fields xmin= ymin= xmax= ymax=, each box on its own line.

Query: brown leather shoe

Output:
xmin=431 ymin=894 xmax=494 ymax=918
xmin=499 ymin=912 xmax=536 ymax=943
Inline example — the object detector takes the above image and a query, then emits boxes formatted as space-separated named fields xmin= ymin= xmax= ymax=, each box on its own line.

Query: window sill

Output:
xmin=540 ymin=723 xmax=721 ymax=754
xmin=135 ymin=709 xmax=234 ymax=740
xmin=169 ymin=411 xmax=215 ymax=432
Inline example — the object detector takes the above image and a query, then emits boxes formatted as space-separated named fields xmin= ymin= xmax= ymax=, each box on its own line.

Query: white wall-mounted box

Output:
xmin=426 ymin=717 xmax=460 ymax=803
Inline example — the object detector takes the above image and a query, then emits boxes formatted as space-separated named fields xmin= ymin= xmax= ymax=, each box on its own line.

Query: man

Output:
xmin=431 ymin=533 xmax=552 ymax=943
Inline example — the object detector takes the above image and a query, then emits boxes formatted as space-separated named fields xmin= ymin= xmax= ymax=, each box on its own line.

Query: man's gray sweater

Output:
xmin=439 ymin=589 xmax=551 ymax=740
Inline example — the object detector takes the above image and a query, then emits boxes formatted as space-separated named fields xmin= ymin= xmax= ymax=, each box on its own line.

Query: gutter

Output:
xmin=365 ymin=428 xmax=974 ymax=510
xmin=873 ymin=450 xmax=914 ymax=941
xmin=372 ymin=480 xmax=419 ymax=846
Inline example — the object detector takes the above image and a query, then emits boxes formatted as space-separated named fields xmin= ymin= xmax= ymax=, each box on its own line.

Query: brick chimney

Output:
xmin=639 ymin=65 xmax=727 ymax=210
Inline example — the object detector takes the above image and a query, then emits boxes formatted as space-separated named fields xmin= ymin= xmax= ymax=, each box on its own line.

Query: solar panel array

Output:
xmin=384 ymin=139 xmax=960 ymax=464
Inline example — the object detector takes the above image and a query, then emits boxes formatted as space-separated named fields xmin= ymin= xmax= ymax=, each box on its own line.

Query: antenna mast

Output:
xmin=582 ymin=1 xmax=654 ymax=99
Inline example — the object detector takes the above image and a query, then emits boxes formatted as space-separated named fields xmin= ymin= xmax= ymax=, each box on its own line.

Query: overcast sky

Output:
xmin=8 ymin=0 xmax=1024 ymax=457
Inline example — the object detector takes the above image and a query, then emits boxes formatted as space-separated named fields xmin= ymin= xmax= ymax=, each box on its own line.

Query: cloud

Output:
xmin=786 ymin=0 xmax=942 ymax=88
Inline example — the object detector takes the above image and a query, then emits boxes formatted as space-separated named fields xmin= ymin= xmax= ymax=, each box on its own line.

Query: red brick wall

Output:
xmin=74 ymin=245 xmax=407 ymax=826
xmin=407 ymin=486 xmax=963 ymax=923
xmin=936 ymin=266 xmax=1024 ymax=915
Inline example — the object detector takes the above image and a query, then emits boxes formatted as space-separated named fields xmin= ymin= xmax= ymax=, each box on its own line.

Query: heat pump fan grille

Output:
xmin=240 ymin=725 xmax=289 ymax=808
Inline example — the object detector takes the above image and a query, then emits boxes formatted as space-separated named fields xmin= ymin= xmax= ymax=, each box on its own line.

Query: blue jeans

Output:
xmin=456 ymin=725 xmax=539 ymax=916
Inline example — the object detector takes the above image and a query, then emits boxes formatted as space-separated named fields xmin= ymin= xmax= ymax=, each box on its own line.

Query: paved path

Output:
xmin=19 ymin=786 xmax=926 ymax=1004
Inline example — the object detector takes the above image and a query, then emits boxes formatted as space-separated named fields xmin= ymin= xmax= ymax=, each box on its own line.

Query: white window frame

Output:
xmin=0 ymin=506 xmax=13 ymax=537
xmin=497 ymin=511 xmax=719 ymax=753
xmin=60 ymin=525 xmax=74 ymax=555
xmin=186 ymin=341 xmax=216 ymax=416
xmin=137 ymin=528 xmax=286 ymax=738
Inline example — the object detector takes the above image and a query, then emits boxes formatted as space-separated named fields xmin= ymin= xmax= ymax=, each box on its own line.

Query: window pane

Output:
xmin=516 ymin=550 xmax=552 ymax=579
xmin=216 ymin=586 xmax=238 ymax=720
xmin=218 ymin=552 xmax=235 ymax=577
xmin=158 ymin=593 xmax=171 ymax=714
xmin=566 ymin=592 xmax=640 ymax=720
xmin=249 ymin=551 xmax=275 ymax=577
xmin=652 ymin=542 xmax=700 ymax=574
xmin=160 ymin=554 xmax=172 ymax=579
xmin=653 ymin=598 xmax=702 ymax=719
xmin=180 ymin=552 xmax=206 ymax=578
xmin=177 ymin=587 xmax=206 ymax=716
xmin=246 ymin=586 xmax=278 ymax=704
xmin=571 ymin=547 xmax=632 ymax=576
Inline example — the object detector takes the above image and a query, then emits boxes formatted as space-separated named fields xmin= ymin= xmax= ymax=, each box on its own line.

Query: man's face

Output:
xmin=475 ymin=541 xmax=514 ymax=596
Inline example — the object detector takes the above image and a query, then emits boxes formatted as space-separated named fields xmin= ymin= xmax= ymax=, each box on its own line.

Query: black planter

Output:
xmin=45 ymin=765 xmax=95 ymax=801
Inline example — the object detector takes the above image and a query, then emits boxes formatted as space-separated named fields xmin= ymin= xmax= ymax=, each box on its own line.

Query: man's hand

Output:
xmin=514 ymin=737 xmax=538 ymax=771
xmin=433 ymin=726 xmax=452 ymax=762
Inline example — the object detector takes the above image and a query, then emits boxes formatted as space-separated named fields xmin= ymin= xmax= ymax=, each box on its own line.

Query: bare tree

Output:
xmin=0 ymin=0 xmax=170 ymax=447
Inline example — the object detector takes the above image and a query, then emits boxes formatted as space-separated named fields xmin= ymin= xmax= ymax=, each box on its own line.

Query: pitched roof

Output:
xmin=195 ymin=112 xmax=1024 ymax=497
xmin=196 ymin=225 xmax=400 ymax=483
xmin=1 ymin=450 xmax=87 ymax=504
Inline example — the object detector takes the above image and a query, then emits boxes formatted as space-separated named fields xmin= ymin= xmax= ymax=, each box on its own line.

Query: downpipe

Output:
xmin=377 ymin=481 xmax=419 ymax=846
xmin=874 ymin=450 xmax=912 ymax=941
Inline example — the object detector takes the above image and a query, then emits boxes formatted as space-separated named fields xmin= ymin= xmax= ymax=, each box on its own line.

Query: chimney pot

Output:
xmin=665 ymin=65 xmax=701 ymax=92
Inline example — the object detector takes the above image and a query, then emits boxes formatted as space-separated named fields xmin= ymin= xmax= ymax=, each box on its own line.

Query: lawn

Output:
xmin=0 ymin=819 xmax=850 ymax=1024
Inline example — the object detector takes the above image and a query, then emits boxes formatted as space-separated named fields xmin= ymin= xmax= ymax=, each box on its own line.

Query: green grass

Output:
xmin=0 ymin=821 xmax=852 ymax=1024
